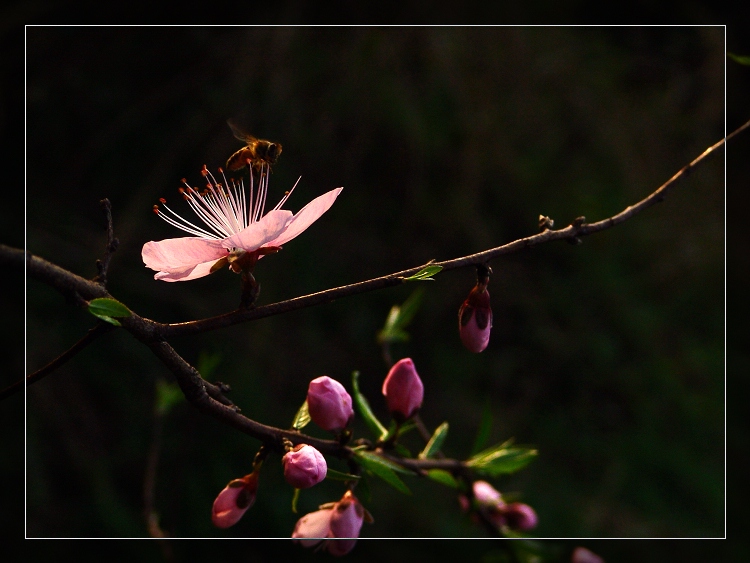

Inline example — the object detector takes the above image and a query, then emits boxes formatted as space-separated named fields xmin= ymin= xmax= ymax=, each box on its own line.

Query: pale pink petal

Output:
xmin=292 ymin=508 xmax=333 ymax=547
xmin=142 ymin=237 xmax=228 ymax=272
xmin=267 ymin=188 xmax=342 ymax=247
xmin=154 ymin=260 xmax=219 ymax=282
xmin=223 ymin=209 xmax=293 ymax=251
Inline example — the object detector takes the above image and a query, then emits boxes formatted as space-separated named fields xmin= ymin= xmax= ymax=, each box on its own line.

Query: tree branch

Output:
xmin=14 ymin=119 xmax=745 ymax=479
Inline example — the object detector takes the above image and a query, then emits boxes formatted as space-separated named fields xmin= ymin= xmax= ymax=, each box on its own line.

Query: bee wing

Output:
xmin=227 ymin=119 xmax=257 ymax=143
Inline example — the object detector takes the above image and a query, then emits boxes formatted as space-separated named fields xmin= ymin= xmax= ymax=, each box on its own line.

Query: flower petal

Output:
xmin=223 ymin=209 xmax=293 ymax=251
xmin=292 ymin=508 xmax=333 ymax=547
xmin=154 ymin=261 xmax=219 ymax=282
xmin=142 ymin=237 xmax=228 ymax=272
xmin=268 ymin=188 xmax=342 ymax=247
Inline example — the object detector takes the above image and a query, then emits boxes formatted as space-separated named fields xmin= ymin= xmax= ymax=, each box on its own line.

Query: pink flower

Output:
xmin=211 ymin=471 xmax=259 ymax=528
xmin=307 ymin=376 xmax=354 ymax=432
xmin=283 ymin=444 xmax=328 ymax=489
xmin=458 ymin=280 xmax=492 ymax=353
xmin=292 ymin=491 xmax=367 ymax=556
xmin=382 ymin=358 xmax=424 ymax=421
xmin=142 ymin=163 xmax=342 ymax=281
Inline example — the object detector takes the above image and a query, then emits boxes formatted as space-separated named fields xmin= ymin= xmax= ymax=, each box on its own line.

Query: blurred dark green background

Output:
xmin=12 ymin=24 xmax=746 ymax=561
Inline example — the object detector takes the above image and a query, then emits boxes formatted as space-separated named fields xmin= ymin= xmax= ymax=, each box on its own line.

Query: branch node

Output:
xmin=538 ymin=215 xmax=554 ymax=231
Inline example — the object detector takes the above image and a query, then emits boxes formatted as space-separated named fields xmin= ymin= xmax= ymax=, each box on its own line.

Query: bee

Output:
xmin=225 ymin=120 xmax=282 ymax=172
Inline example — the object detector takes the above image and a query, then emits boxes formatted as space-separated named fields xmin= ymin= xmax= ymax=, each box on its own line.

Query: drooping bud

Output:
xmin=458 ymin=266 xmax=492 ymax=353
xmin=211 ymin=470 xmax=259 ymax=528
xmin=381 ymin=358 xmax=424 ymax=421
xmin=501 ymin=502 xmax=538 ymax=531
xmin=292 ymin=491 xmax=370 ymax=556
xmin=292 ymin=507 xmax=334 ymax=548
xmin=307 ymin=376 xmax=354 ymax=432
xmin=282 ymin=444 xmax=328 ymax=489
xmin=327 ymin=491 xmax=365 ymax=556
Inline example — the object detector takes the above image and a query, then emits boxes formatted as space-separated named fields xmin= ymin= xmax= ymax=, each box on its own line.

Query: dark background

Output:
xmin=7 ymin=23 xmax=747 ymax=562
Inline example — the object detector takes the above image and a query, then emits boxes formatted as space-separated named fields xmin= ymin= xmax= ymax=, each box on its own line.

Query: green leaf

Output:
xmin=324 ymin=468 xmax=361 ymax=481
xmin=88 ymin=298 xmax=131 ymax=325
xmin=470 ymin=401 xmax=493 ymax=456
xmin=466 ymin=440 xmax=538 ymax=477
xmin=418 ymin=422 xmax=449 ymax=459
xmin=292 ymin=400 xmax=311 ymax=431
xmin=425 ymin=469 xmax=460 ymax=489
xmin=352 ymin=371 xmax=388 ymax=440
xmin=352 ymin=449 xmax=411 ymax=494
xmin=155 ymin=378 xmax=183 ymax=416
xmin=402 ymin=264 xmax=443 ymax=282
xmin=376 ymin=289 xmax=424 ymax=344
xmin=728 ymin=52 xmax=750 ymax=65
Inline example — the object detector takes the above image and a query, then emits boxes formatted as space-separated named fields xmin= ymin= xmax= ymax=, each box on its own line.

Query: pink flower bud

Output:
xmin=292 ymin=491 xmax=368 ymax=557
xmin=327 ymin=491 xmax=365 ymax=556
xmin=211 ymin=471 xmax=259 ymax=528
xmin=307 ymin=376 xmax=354 ymax=432
xmin=472 ymin=480 xmax=504 ymax=507
xmin=458 ymin=281 xmax=492 ymax=353
xmin=571 ymin=547 xmax=605 ymax=563
xmin=382 ymin=358 xmax=424 ymax=421
xmin=501 ymin=502 xmax=538 ymax=531
xmin=283 ymin=444 xmax=328 ymax=489
xmin=292 ymin=507 xmax=333 ymax=548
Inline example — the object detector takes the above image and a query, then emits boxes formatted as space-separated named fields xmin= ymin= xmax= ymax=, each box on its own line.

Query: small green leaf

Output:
xmin=352 ymin=371 xmax=388 ymax=440
xmin=155 ymin=378 xmax=183 ymax=416
xmin=292 ymin=400 xmax=311 ymax=431
xmin=466 ymin=440 xmax=538 ymax=477
xmin=325 ymin=468 xmax=361 ymax=481
xmin=425 ymin=469 xmax=460 ymax=489
xmin=352 ymin=449 xmax=411 ymax=494
xmin=88 ymin=298 xmax=131 ymax=325
xmin=376 ymin=289 xmax=424 ymax=344
xmin=402 ymin=264 xmax=443 ymax=282
xmin=418 ymin=422 xmax=449 ymax=459
xmin=470 ymin=401 xmax=493 ymax=456
xmin=728 ymin=52 xmax=750 ymax=65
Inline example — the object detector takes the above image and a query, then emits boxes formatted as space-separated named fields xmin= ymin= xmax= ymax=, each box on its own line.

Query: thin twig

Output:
xmin=93 ymin=198 xmax=120 ymax=287
xmin=2 ymin=323 xmax=113 ymax=400
xmin=159 ymin=119 xmax=745 ymax=338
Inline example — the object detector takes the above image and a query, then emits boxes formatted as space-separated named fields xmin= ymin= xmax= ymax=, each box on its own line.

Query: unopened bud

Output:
xmin=292 ymin=507 xmax=333 ymax=548
xmin=382 ymin=358 xmax=424 ymax=421
xmin=292 ymin=490 xmax=369 ymax=556
xmin=283 ymin=444 xmax=327 ymax=489
xmin=458 ymin=280 xmax=492 ymax=353
xmin=328 ymin=491 xmax=365 ymax=556
xmin=211 ymin=471 xmax=259 ymax=528
xmin=307 ymin=376 xmax=354 ymax=432
xmin=501 ymin=502 xmax=538 ymax=531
